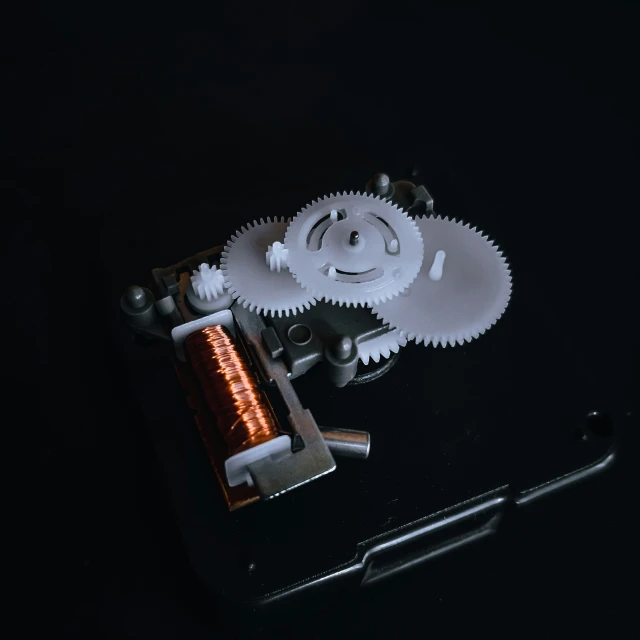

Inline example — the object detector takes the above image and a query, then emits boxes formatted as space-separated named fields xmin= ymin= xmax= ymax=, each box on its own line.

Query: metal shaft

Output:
xmin=320 ymin=428 xmax=370 ymax=459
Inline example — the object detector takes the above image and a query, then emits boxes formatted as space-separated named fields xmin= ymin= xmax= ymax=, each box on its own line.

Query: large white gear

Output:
xmin=284 ymin=192 xmax=424 ymax=307
xmin=372 ymin=215 xmax=512 ymax=347
xmin=357 ymin=329 xmax=407 ymax=365
xmin=221 ymin=218 xmax=317 ymax=317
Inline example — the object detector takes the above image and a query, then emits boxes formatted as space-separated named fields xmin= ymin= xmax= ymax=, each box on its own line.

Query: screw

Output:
xmin=349 ymin=230 xmax=359 ymax=246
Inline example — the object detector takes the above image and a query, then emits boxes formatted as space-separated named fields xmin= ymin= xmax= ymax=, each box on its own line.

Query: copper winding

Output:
xmin=185 ymin=325 xmax=279 ymax=456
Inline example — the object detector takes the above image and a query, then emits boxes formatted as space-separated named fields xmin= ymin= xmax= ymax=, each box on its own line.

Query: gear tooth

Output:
xmin=371 ymin=351 xmax=381 ymax=363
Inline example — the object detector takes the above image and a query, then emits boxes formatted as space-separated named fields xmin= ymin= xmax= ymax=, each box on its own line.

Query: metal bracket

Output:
xmin=232 ymin=303 xmax=337 ymax=499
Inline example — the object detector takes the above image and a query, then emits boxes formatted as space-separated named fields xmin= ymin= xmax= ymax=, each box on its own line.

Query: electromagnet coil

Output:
xmin=185 ymin=325 xmax=279 ymax=456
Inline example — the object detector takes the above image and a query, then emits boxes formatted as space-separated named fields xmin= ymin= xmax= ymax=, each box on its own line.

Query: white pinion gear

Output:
xmin=372 ymin=215 xmax=512 ymax=347
xmin=284 ymin=192 xmax=424 ymax=307
xmin=266 ymin=241 xmax=289 ymax=272
xmin=190 ymin=263 xmax=226 ymax=301
xmin=221 ymin=217 xmax=317 ymax=317
xmin=357 ymin=328 xmax=407 ymax=365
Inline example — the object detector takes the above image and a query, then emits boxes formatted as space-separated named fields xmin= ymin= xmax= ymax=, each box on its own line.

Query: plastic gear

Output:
xmin=221 ymin=217 xmax=317 ymax=317
xmin=372 ymin=215 xmax=512 ymax=347
xmin=284 ymin=192 xmax=424 ymax=307
xmin=357 ymin=329 xmax=407 ymax=365
xmin=190 ymin=263 xmax=225 ymax=301
xmin=266 ymin=241 xmax=289 ymax=272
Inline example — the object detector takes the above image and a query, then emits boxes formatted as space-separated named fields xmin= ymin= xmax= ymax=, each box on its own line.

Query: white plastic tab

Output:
xmin=225 ymin=435 xmax=292 ymax=487
xmin=429 ymin=250 xmax=446 ymax=281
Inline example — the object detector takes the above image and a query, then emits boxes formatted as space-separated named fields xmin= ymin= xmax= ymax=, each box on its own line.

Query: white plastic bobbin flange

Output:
xmin=170 ymin=309 xmax=235 ymax=361
xmin=225 ymin=435 xmax=292 ymax=487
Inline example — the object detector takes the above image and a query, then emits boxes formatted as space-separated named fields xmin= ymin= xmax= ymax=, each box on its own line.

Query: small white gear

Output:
xmin=266 ymin=241 xmax=289 ymax=272
xmin=372 ymin=215 xmax=512 ymax=346
xmin=190 ymin=263 xmax=225 ymax=300
xmin=357 ymin=329 xmax=407 ymax=365
xmin=221 ymin=218 xmax=317 ymax=317
xmin=284 ymin=192 xmax=424 ymax=307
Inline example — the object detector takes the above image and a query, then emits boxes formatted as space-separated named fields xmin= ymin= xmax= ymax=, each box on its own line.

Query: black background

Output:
xmin=5 ymin=2 xmax=638 ymax=637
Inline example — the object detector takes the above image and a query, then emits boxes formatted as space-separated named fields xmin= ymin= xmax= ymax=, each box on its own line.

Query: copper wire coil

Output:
xmin=185 ymin=325 xmax=279 ymax=456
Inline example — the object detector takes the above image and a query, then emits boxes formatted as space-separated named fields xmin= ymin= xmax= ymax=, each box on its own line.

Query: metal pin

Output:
xmin=372 ymin=172 xmax=390 ymax=197
xmin=349 ymin=230 xmax=359 ymax=246
xmin=125 ymin=285 xmax=147 ymax=309
xmin=320 ymin=428 xmax=370 ymax=459
xmin=332 ymin=335 xmax=353 ymax=360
